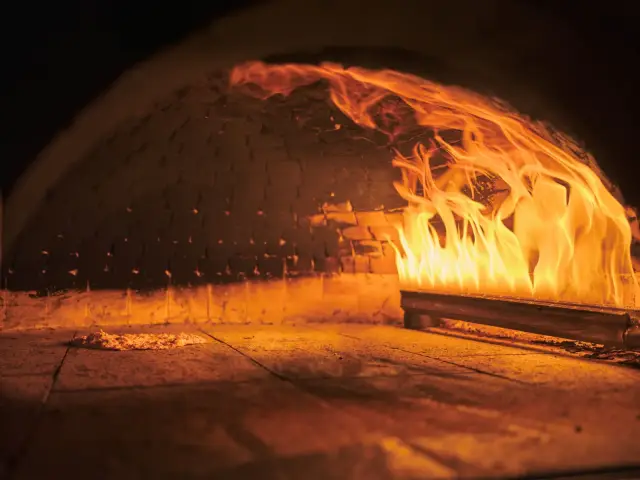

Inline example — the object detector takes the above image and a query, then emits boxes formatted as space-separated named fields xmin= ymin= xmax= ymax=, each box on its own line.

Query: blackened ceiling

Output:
xmin=3 ymin=0 xmax=640 ymax=204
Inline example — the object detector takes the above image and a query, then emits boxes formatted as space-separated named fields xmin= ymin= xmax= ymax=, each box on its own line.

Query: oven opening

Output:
xmin=3 ymin=58 xmax=638 ymax=347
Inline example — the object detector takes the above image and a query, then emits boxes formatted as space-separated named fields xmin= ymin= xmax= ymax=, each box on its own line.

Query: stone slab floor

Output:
xmin=1 ymin=323 xmax=640 ymax=479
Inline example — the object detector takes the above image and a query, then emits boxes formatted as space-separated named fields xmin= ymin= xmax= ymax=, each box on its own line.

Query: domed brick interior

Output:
xmin=3 ymin=2 xmax=637 ymax=328
xmin=5 ymin=71 xmax=406 ymax=296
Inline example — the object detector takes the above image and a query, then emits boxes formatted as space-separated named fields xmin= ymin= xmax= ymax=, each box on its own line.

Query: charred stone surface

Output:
xmin=5 ymin=73 xmax=405 ymax=292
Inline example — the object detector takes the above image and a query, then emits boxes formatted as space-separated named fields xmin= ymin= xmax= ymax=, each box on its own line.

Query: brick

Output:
xmin=310 ymin=227 xmax=340 ymax=257
xmin=369 ymin=181 xmax=406 ymax=210
xmin=267 ymin=160 xmax=303 ymax=186
xmin=217 ymin=139 xmax=251 ymax=168
xmin=340 ymin=255 xmax=356 ymax=274
xmin=313 ymin=256 xmax=340 ymax=274
xmin=244 ymin=280 xmax=287 ymax=324
xmin=308 ymin=214 xmax=327 ymax=227
xmin=287 ymin=254 xmax=313 ymax=274
xmin=352 ymin=240 xmax=383 ymax=257
xmin=339 ymin=255 xmax=370 ymax=274
xmin=291 ymin=196 xmax=323 ymax=218
xmin=264 ymin=184 xmax=297 ymax=207
xmin=8 ymin=76 xmax=415 ymax=295
xmin=227 ymin=255 xmax=258 ymax=279
xmin=354 ymin=256 xmax=371 ymax=274
xmin=249 ymin=131 xmax=286 ymax=150
xmin=272 ymin=228 xmax=299 ymax=255
xmin=367 ymin=159 xmax=401 ymax=182
xmin=335 ymin=235 xmax=351 ymax=254
xmin=197 ymin=257 xmax=228 ymax=280
xmin=299 ymin=179 xmax=334 ymax=198
xmin=335 ymin=189 xmax=370 ymax=211
xmin=355 ymin=210 xmax=388 ymax=227
xmin=326 ymin=211 xmax=357 ymax=226
xmin=262 ymin=208 xmax=294 ymax=227
xmin=261 ymin=235 xmax=291 ymax=258
xmin=300 ymin=154 xmax=333 ymax=177
xmin=257 ymin=255 xmax=285 ymax=279
xmin=370 ymin=243 xmax=399 ymax=275
xmin=322 ymin=201 xmax=353 ymax=213
xmin=210 ymin=171 xmax=236 ymax=198
xmin=385 ymin=212 xmax=405 ymax=228
xmin=370 ymin=225 xmax=401 ymax=243
xmin=341 ymin=226 xmax=372 ymax=241
xmin=167 ymin=257 xmax=199 ymax=286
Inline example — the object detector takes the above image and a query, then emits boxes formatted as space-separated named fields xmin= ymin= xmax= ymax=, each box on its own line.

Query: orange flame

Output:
xmin=230 ymin=61 xmax=638 ymax=307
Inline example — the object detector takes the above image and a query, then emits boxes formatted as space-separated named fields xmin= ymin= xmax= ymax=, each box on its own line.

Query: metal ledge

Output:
xmin=400 ymin=290 xmax=640 ymax=349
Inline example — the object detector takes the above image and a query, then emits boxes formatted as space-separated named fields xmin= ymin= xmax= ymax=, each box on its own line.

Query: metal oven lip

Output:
xmin=400 ymin=289 xmax=640 ymax=349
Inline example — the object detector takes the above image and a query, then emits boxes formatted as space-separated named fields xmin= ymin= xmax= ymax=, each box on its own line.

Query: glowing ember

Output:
xmin=71 ymin=330 xmax=207 ymax=351
xmin=231 ymin=61 xmax=639 ymax=308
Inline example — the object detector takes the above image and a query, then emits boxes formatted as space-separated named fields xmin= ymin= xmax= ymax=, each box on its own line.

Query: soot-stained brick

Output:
xmin=6 ymin=73 xmax=401 ymax=290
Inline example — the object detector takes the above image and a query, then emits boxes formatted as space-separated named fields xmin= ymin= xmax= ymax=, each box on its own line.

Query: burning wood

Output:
xmin=71 ymin=330 xmax=207 ymax=351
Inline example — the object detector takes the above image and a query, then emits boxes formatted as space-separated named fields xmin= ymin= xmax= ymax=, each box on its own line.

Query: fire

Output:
xmin=230 ymin=61 xmax=639 ymax=308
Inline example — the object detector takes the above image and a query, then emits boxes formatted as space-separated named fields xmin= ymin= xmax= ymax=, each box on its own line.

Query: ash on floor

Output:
xmin=70 ymin=329 xmax=207 ymax=351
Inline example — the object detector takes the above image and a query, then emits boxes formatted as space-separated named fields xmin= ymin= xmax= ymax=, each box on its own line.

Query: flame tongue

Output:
xmin=231 ymin=61 xmax=638 ymax=307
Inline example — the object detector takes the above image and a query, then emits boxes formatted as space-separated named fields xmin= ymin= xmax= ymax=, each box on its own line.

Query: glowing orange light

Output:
xmin=231 ymin=61 xmax=638 ymax=307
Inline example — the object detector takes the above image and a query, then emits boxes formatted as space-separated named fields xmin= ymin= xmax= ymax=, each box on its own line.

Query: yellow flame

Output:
xmin=230 ymin=61 xmax=638 ymax=307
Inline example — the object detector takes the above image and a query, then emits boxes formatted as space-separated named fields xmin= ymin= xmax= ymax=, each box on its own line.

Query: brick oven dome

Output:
xmin=3 ymin=0 xmax=636 ymax=294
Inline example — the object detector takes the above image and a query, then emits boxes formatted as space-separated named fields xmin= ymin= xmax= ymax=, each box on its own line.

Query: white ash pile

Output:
xmin=71 ymin=329 xmax=207 ymax=351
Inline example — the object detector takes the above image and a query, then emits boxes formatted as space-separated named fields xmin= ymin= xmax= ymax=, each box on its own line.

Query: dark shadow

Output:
xmin=3 ymin=325 xmax=640 ymax=478
xmin=2 ymin=77 xmax=399 ymax=292
xmin=2 ymin=370 xmax=640 ymax=479
xmin=0 ymin=389 xmax=46 ymax=477
xmin=2 ymin=0 xmax=266 ymax=198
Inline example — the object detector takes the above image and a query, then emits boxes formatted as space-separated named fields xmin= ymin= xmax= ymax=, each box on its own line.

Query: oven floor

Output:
xmin=1 ymin=323 xmax=639 ymax=479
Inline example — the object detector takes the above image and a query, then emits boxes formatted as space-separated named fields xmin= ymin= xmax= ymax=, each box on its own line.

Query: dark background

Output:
xmin=3 ymin=0 xmax=640 ymax=203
